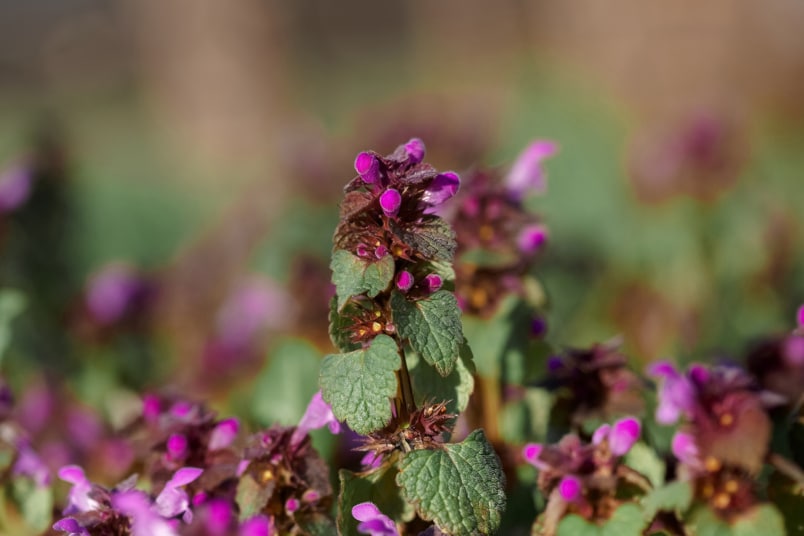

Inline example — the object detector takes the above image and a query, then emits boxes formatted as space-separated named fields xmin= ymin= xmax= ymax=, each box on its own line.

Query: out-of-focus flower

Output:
xmin=58 ymin=465 xmax=96 ymax=514
xmin=422 ymin=171 xmax=461 ymax=207
xmin=85 ymin=263 xmax=154 ymax=327
xmin=290 ymin=391 xmax=341 ymax=447
xmin=0 ymin=161 xmax=33 ymax=213
xmin=154 ymin=467 xmax=203 ymax=522
xmin=52 ymin=517 xmax=90 ymax=536
xmin=352 ymin=502 xmax=399 ymax=536
xmin=505 ymin=140 xmax=559 ymax=199
xmin=113 ymin=490 xmax=178 ymax=536
xmin=647 ymin=361 xmax=696 ymax=425
xmin=208 ymin=418 xmax=240 ymax=451
xmin=13 ymin=443 xmax=51 ymax=486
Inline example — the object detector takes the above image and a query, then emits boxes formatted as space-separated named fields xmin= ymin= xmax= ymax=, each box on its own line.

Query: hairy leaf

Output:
xmin=408 ymin=344 xmax=475 ymax=416
xmin=331 ymin=250 xmax=395 ymax=310
xmin=641 ymin=480 xmax=692 ymax=521
xmin=397 ymin=429 xmax=506 ymax=535
xmin=557 ymin=503 xmax=648 ymax=536
xmin=689 ymin=504 xmax=786 ymax=536
xmin=235 ymin=472 xmax=274 ymax=521
xmin=320 ymin=335 xmax=400 ymax=435
xmin=328 ymin=297 xmax=362 ymax=352
xmin=391 ymin=291 xmax=463 ymax=377
xmin=391 ymin=216 xmax=456 ymax=263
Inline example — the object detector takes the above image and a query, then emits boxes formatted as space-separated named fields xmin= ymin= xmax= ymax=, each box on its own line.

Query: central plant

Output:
xmin=321 ymin=139 xmax=507 ymax=535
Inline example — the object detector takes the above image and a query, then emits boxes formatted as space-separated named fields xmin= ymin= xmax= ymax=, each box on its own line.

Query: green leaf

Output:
xmin=624 ymin=442 xmax=666 ymax=489
xmin=252 ymin=337 xmax=322 ymax=427
xmin=320 ymin=334 xmax=400 ymax=435
xmin=331 ymin=250 xmax=395 ymax=310
xmin=10 ymin=478 xmax=52 ymax=533
xmin=397 ymin=429 xmax=506 ymax=535
xmin=408 ymin=343 xmax=476 ymax=415
xmin=235 ymin=472 xmax=274 ymax=521
xmin=557 ymin=503 xmax=648 ymax=536
xmin=329 ymin=297 xmax=361 ymax=352
xmin=338 ymin=457 xmax=414 ymax=535
xmin=0 ymin=289 xmax=25 ymax=366
xmin=297 ymin=513 xmax=337 ymax=536
xmin=391 ymin=290 xmax=463 ymax=377
xmin=641 ymin=480 xmax=692 ymax=521
xmin=688 ymin=504 xmax=786 ymax=536
xmin=391 ymin=216 xmax=456 ymax=263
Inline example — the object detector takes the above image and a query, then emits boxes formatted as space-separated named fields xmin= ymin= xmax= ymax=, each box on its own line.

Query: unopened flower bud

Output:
xmin=302 ymin=489 xmax=320 ymax=503
xmin=356 ymin=244 xmax=371 ymax=257
xmin=558 ymin=475 xmax=582 ymax=502
xmin=396 ymin=270 xmax=414 ymax=292
xmin=285 ymin=498 xmax=300 ymax=514
xmin=517 ymin=224 xmax=548 ymax=254
xmin=797 ymin=305 xmax=804 ymax=327
xmin=354 ymin=152 xmax=380 ymax=184
xmin=404 ymin=138 xmax=425 ymax=164
xmin=166 ymin=433 xmax=188 ymax=460
xmin=379 ymin=188 xmax=402 ymax=217
xmin=423 ymin=274 xmax=442 ymax=294
xmin=374 ymin=245 xmax=388 ymax=258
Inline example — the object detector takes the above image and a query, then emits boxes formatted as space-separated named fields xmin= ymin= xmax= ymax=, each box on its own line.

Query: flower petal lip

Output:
xmin=422 ymin=171 xmax=460 ymax=206
xmin=352 ymin=502 xmax=398 ymax=536
xmin=592 ymin=424 xmax=611 ymax=445
xmin=671 ymin=431 xmax=699 ymax=466
xmin=208 ymin=418 xmax=240 ymax=451
xmin=505 ymin=140 xmax=559 ymax=198
xmin=404 ymin=138 xmax=425 ymax=164
xmin=291 ymin=390 xmax=341 ymax=446
xmin=608 ymin=417 xmax=641 ymax=456
xmin=517 ymin=224 xmax=549 ymax=254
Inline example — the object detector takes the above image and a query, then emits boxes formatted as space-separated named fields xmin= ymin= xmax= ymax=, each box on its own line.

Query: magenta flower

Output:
xmin=85 ymin=263 xmax=149 ymax=326
xmin=355 ymin=152 xmax=381 ymax=184
xmin=558 ymin=475 xmax=582 ymax=502
xmin=671 ymin=431 xmax=700 ymax=467
xmin=404 ymin=138 xmax=425 ymax=164
xmin=395 ymin=271 xmax=414 ymax=292
xmin=113 ymin=490 xmax=178 ymax=536
xmin=166 ymin=433 xmax=188 ymax=461
xmin=0 ymin=161 xmax=33 ymax=213
xmin=505 ymin=140 xmax=559 ymax=198
xmin=797 ymin=305 xmax=804 ymax=327
xmin=647 ymin=361 xmax=696 ymax=425
xmin=516 ymin=224 xmax=548 ymax=254
xmin=209 ymin=418 xmax=240 ymax=451
xmin=379 ymin=188 xmax=402 ymax=217
xmin=522 ymin=443 xmax=548 ymax=471
xmin=361 ymin=451 xmax=383 ymax=470
xmin=58 ymin=465 xmax=96 ymax=514
xmin=215 ymin=277 xmax=290 ymax=348
xmin=422 ymin=171 xmax=460 ymax=206
xmin=290 ymin=390 xmax=341 ymax=447
xmin=13 ymin=444 xmax=51 ymax=487
xmin=423 ymin=274 xmax=443 ymax=294
xmin=154 ymin=467 xmax=203 ymax=522
xmin=352 ymin=502 xmax=399 ymax=536
xmin=606 ymin=417 xmax=641 ymax=456
xmin=52 ymin=517 xmax=90 ymax=536
xmin=240 ymin=515 xmax=276 ymax=536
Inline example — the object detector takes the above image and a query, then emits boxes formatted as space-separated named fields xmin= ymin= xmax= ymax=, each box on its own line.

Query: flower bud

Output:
xmin=558 ymin=475 xmax=582 ymax=502
xmin=404 ymin=138 xmax=425 ymax=164
xmin=423 ymin=273 xmax=442 ymax=293
xmin=396 ymin=270 xmax=414 ymax=292
xmin=798 ymin=305 xmax=804 ymax=327
xmin=609 ymin=417 xmax=641 ymax=456
xmin=374 ymin=245 xmax=388 ymax=258
xmin=285 ymin=498 xmax=300 ymax=514
xmin=671 ymin=431 xmax=699 ymax=466
xmin=517 ymin=224 xmax=548 ymax=254
xmin=422 ymin=172 xmax=460 ymax=206
xmin=354 ymin=152 xmax=380 ymax=184
xmin=356 ymin=244 xmax=371 ymax=257
xmin=379 ymin=188 xmax=402 ymax=217
xmin=166 ymin=433 xmax=188 ymax=460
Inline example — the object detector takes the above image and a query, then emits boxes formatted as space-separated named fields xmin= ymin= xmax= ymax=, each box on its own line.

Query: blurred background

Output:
xmin=1 ymin=0 xmax=804 ymax=434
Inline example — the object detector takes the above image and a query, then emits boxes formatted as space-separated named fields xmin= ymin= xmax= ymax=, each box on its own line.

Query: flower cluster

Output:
xmin=449 ymin=141 xmax=556 ymax=316
xmin=523 ymin=417 xmax=643 ymax=527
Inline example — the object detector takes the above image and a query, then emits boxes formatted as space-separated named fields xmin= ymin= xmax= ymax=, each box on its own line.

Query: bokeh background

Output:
xmin=1 ymin=0 xmax=804 ymax=483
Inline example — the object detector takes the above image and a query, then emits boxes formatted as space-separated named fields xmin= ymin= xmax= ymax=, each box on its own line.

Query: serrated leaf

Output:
xmin=397 ymin=429 xmax=506 ymax=535
xmin=557 ymin=503 xmax=648 ymax=536
xmin=320 ymin=334 xmax=400 ymax=435
xmin=331 ymin=250 xmax=395 ymax=310
xmin=328 ymin=297 xmax=361 ymax=352
xmin=689 ymin=504 xmax=786 ymax=536
xmin=391 ymin=291 xmax=463 ymax=377
xmin=641 ymin=480 xmax=692 ymax=521
xmin=391 ymin=216 xmax=456 ymax=263
xmin=408 ymin=343 xmax=475 ymax=415
xmin=338 ymin=457 xmax=414 ymax=535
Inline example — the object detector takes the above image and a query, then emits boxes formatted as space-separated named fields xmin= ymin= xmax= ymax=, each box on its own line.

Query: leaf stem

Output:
xmin=397 ymin=348 xmax=417 ymax=419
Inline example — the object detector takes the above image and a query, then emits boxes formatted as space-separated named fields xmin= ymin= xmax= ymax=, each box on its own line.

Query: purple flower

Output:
xmin=671 ymin=431 xmax=699 ymax=467
xmin=13 ymin=445 xmax=51 ymax=487
xmin=395 ymin=271 xmax=414 ymax=292
xmin=58 ymin=465 xmax=95 ymax=514
xmin=113 ymin=490 xmax=178 ymax=536
xmin=647 ymin=361 xmax=696 ymax=425
xmin=154 ymin=467 xmax=203 ymax=521
xmin=505 ymin=140 xmax=559 ymax=198
xmin=240 ymin=515 xmax=275 ymax=536
xmin=783 ymin=336 xmax=804 ymax=367
xmin=285 ymin=497 xmax=300 ymax=514
xmin=0 ymin=162 xmax=33 ymax=213
xmin=166 ymin=433 xmax=188 ymax=461
xmin=797 ymin=305 xmax=804 ymax=327
xmin=352 ymin=502 xmax=399 ymax=536
xmin=290 ymin=391 xmax=341 ymax=447
xmin=517 ymin=224 xmax=548 ymax=254
xmin=423 ymin=274 xmax=443 ymax=294
xmin=361 ymin=451 xmax=383 ymax=470
xmin=404 ymin=138 xmax=425 ymax=164
xmin=201 ymin=499 xmax=233 ymax=535
xmin=216 ymin=277 xmax=291 ymax=348
xmin=608 ymin=417 xmax=641 ymax=456
xmin=355 ymin=152 xmax=381 ymax=184
xmin=522 ymin=443 xmax=548 ymax=471
xmin=209 ymin=418 xmax=240 ymax=451
xmin=379 ymin=189 xmax=402 ymax=217
xmin=557 ymin=475 xmax=582 ymax=502
xmin=422 ymin=172 xmax=460 ymax=206
xmin=52 ymin=517 xmax=90 ymax=536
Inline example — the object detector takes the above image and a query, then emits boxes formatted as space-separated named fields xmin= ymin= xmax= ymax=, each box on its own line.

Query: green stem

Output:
xmin=397 ymin=348 xmax=417 ymax=420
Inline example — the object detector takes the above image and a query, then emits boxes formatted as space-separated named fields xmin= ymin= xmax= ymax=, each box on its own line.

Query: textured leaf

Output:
xmin=235 ymin=472 xmax=274 ymax=521
xmin=297 ymin=513 xmax=337 ymax=536
xmin=320 ymin=335 xmax=400 ymax=435
xmin=408 ymin=344 xmax=475 ymax=416
xmin=338 ymin=457 xmax=414 ymax=535
xmin=624 ymin=442 xmax=666 ymax=489
xmin=397 ymin=429 xmax=506 ymax=535
xmin=557 ymin=503 xmax=648 ymax=536
xmin=391 ymin=216 xmax=456 ymax=263
xmin=641 ymin=480 xmax=692 ymax=521
xmin=689 ymin=504 xmax=786 ymax=536
xmin=331 ymin=250 xmax=395 ymax=310
xmin=328 ymin=297 xmax=362 ymax=352
xmin=391 ymin=291 xmax=463 ymax=377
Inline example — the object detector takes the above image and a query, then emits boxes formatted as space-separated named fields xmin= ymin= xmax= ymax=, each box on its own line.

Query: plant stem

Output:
xmin=397 ymin=349 xmax=417 ymax=419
